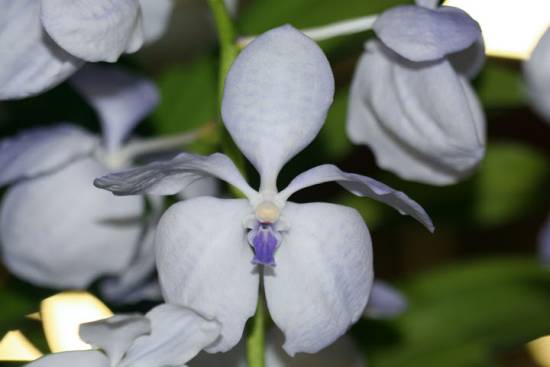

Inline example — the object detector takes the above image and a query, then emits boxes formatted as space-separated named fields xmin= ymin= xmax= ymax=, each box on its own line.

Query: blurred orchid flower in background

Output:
xmin=0 ymin=65 xmax=161 ymax=302
xmin=524 ymin=28 xmax=550 ymax=123
xmin=538 ymin=216 xmax=550 ymax=267
xmin=364 ymin=280 xmax=408 ymax=319
xmin=0 ymin=0 xmax=173 ymax=100
xmin=347 ymin=0 xmax=486 ymax=185
xmin=95 ymin=25 xmax=433 ymax=355
xmin=26 ymin=303 xmax=220 ymax=367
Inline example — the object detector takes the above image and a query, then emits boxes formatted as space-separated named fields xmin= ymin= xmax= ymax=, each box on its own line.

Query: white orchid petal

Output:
xmin=41 ymin=0 xmax=144 ymax=62
xmin=278 ymin=164 xmax=434 ymax=232
xmin=25 ymin=350 xmax=109 ymax=367
xmin=347 ymin=41 xmax=485 ymax=185
xmin=374 ymin=5 xmax=481 ymax=62
xmin=178 ymin=177 xmax=220 ymax=200
xmin=449 ymin=38 xmax=485 ymax=79
xmin=524 ymin=28 xmax=550 ymax=123
xmin=0 ymin=0 xmax=83 ymax=100
xmin=364 ymin=280 xmax=408 ymax=319
xmin=156 ymin=197 xmax=259 ymax=352
xmin=264 ymin=202 xmax=372 ymax=355
xmin=0 ymin=158 xmax=144 ymax=289
xmin=138 ymin=0 xmax=174 ymax=43
xmin=119 ymin=304 xmax=220 ymax=367
xmin=0 ymin=125 xmax=97 ymax=187
xmin=95 ymin=152 xmax=257 ymax=199
xmin=79 ymin=314 xmax=150 ymax=366
xmin=222 ymin=25 xmax=334 ymax=191
xmin=70 ymin=64 xmax=159 ymax=152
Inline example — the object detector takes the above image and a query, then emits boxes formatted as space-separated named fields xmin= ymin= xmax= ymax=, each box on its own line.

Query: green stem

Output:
xmin=206 ymin=2 xmax=265 ymax=366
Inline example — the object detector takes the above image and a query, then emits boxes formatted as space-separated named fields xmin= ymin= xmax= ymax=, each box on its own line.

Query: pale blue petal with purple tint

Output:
xmin=416 ymin=0 xmax=439 ymax=9
xmin=138 ymin=0 xmax=174 ymax=43
xmin=70 ymin=64 xmax=159 ymax=152
xmin=448 ymin=38 xmax=486 ymax=79
xmin=278 ymin=164 xmax=434 ymax=232
xmin=373 ymin=5 xmax=481 ymax=62
xmin=0 ymin=124 xmax=97 ymax=187
xmin=538 ymin=215 xmax=550 ymax=266
xmin=155 ymin=197 xmax=259 ymax=353
xmin=94 ymin=152 xmax=257 ymax=200
xmin=524 ymin=28 xmax=550 ymax=123
xmin=248 ymin=223 xmax=281 ymax=266
xmin=364 ymin=280 xmax=408 ymax=319
xmin=26 ymin=351 xmax=109 ymax=367
xmin=222 ymin=25 xmax=334 ymax=191
xmin=264 ymin=202 xmax=372 ymax=355
xmin=41 ymin=0 xmax=143 ymax=62
xmin=118 ymin=304 xmax=220 ymax=367
xmin=0 ymin=0 xmax=83 ymax=100
xmin=79 ymin=314 xmax=150 ymax=366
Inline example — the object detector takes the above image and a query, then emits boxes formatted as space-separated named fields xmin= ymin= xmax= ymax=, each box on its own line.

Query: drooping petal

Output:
xmin=373 ymin=5 xmax=481 ymax=62
xmin=119 ymin=304 xmax=220 ymax=367
xmin=70 ymin=64 xmax=159 ymax=152
xmin=25 ymin=350 xmax=109 ymax=367
xmin=278 ymin=164 xmax=434 ymax=232
xmin=138 ymin=0 xmax=174 ymax=43
xmin=79 ymin=315 xmax=150 ymax=366
xmin=156 ymin=197 xmax=259 ymax=352
xmin=0 ymin=125 xmax=98 ymax=187
xmin=264 ymin=202 xmax=372 ymax=355
xmin=40 ymin=0 xmax=144 ymax=62
xmin=538 ymin=215 xmax=550 ymax=266
xmin=222 ymin=25 xmax=334 ymax=191
xmin=95 ymin=152 xmax=257 ymax=199
xmin=347 ymin=41 xmax=485 ymax=185
xmin=0 ymin=158 xmax=144 ymax=289
xmin=448 ymin=38 xmax=485 ymax=79
xmin=524 ymin=28 xmax=550 ymax=123
xmin=364 ymin=280 xmax=408 ymax=319
xmin=0 ymin=0 xmax=83 ymax=100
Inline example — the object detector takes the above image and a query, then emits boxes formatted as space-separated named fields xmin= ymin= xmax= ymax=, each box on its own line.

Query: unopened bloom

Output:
xmin=0 ymin=65 xmax=158 ymax=300
xmin=347 ymin=0 xmax=486 ymax=185
xmin=524 ymin=28 xmax=550 ymax=123
xmin=96 ymin=25 xmax=433 ymax=355
xmin=26 ymin=304 xmax=220 ymax=367
xmin=0 ymin=0 xmax=173 ymax=100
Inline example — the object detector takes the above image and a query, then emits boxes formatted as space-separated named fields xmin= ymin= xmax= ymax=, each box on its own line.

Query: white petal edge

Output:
xmin=264 ymin=202 xmax=372 ymax=355
xmin=41 ymin=0 xmax=144 ymax=62
xmin=364 ymin=280 xmax=408 ymax=319
xmin=373 ymin=5 xmax=481 ymax=62
xmin=222 ymin=25 xmax=334 ymax=191
xmin=25 ymin=350 xmax=109 ymax=367
xmin=156 ymin=197 xmax=259 ymax=352
xmin=79 ymin=314 xmax=150 ymax=366
xmin=119 ymin=304 xmax=220 ymax=367
xmin=94 ymin=152 xmax=257 ymax=200
xmin=278 ymin=164 xmax=434 ymax=232
xmin=138 ymin=0 xmax=174 ymax=43
xmin=0 ymin=0 xmax=83 ymax=100
xmin=0 ymin=124 xmax=97 ymax=187
xmin=70 ymin=64 xmax=159 ymax=152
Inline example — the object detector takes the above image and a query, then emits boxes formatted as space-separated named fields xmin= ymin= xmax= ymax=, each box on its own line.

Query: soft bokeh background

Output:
xmin=1 ymin=0 xmax=549 ymax=366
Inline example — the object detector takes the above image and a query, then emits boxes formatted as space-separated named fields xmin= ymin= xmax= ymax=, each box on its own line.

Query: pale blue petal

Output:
xmin=364 ymin=280 xmax=408 ymax=319
xmin=25 ymin=351 xmax=109 ymax=367
xmin=524 ymin=28 xmax=550 ymax=123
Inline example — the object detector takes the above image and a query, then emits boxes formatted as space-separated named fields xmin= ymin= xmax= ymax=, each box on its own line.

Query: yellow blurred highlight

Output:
xmin=443 ymin=0 xmax=550 ymax=60
xmin=528 ymin=335 xmax=550 ymax=367
xmin=41 ymin=291 xmax=113 ymax=353
xmin=0 ymin=330 xmax=43 ymax=361
xmin=26 ymin=312 xmax=41 ymax=321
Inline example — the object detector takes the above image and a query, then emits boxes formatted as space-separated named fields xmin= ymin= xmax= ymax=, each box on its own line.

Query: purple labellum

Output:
xmin=247 ymin=223 xmax=281 ymax=266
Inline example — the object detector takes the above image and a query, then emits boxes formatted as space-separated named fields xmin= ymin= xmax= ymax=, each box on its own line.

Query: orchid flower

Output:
xmin=538 ymin=215 xmax=550 ymax=267
xmin=0 ymin=0 xmax=173 ymax=100
xmin=95 ymin=25 xmax=433 ymax=355
xmin=0 ymin=65 xmax=170 ymax=302
xmin=524 ymin=28 xmax=550 ymax=123
xmin=26 ymin=304 xmax=220 ymax=367
xmin=364 ymin=280 xmax=408 ymax=319
xmin=347 ymin=0 xmax=487 ymax=185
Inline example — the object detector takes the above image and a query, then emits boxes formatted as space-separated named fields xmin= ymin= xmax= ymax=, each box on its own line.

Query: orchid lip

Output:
xmin=247 ymin=222 xmax=282 ymax=267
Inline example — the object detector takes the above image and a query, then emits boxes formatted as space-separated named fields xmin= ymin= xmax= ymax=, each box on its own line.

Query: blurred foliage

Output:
xmin=356 ymin=257 xmax=550 ymax=367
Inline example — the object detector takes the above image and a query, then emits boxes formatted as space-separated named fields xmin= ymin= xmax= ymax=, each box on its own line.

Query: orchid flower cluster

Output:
xmin=0 ymin=0 xmax=548 ymax=366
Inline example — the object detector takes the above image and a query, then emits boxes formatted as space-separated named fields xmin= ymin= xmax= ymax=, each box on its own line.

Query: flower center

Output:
xmin=255 ymin=201 xmax=280 ymax=223
xmin=247 ymin=223 xmax=281 ymax=267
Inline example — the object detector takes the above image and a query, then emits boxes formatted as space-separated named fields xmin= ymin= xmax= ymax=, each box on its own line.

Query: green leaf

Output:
xmin=358 ymin=257 xmax=550 ymax=367
xmin=473 ymin=142 xmax=548 ymax=226
xmin=475 ymin=60 xmax=526 ymax=109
